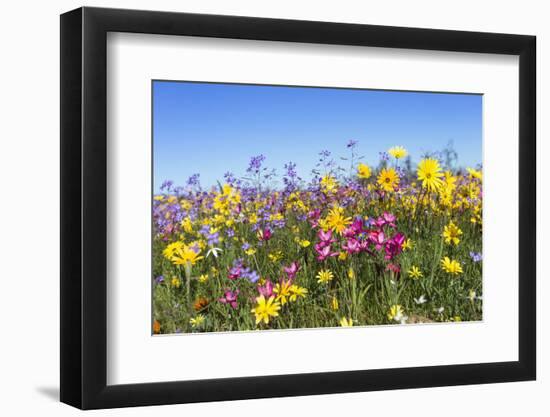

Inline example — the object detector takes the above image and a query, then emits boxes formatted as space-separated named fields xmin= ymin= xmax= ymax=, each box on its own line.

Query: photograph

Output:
xmin=152 ymin=81 xmax=483 ymax=334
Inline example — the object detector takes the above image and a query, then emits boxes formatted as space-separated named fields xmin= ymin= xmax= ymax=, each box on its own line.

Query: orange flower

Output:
xmin=193 ymin=297 xmax=209 ymax=311
xmin=153 ymin=319 xmax=161 ymax=334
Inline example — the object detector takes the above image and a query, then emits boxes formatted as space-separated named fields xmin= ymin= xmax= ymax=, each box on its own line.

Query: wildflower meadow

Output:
xmin=152 ymin=142 xmax=483 ymax=334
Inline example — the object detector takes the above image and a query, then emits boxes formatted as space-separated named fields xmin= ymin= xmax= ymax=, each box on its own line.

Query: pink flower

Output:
xmin=316 ymin=244 xmax=339 ymax=261
xmin=385 ymin=263 xmax=401 ymax=274
xmin=342 ymin=227 xmax=356 ymax=239
xmin=283 ymin=261 xmax=300 ymax=280
xmin=359 ymin=239 xmax=373 ymax=255
xmin=314 ymin=242 xmax=327 ymax=252
xmin=308 ymin=209 xmax=321 ymax=227
xmin=318 ymin=229 xmax=335 ymax=244
xmin=374 ymin=212 xmax=397 ymax=229
xmin=382 ymin=212 xmax=397 ymax=228
xmin=342 ymin=238 xmax=361 ymax=254
xmin=219 ymin=289 xmax=240 ymax=309
xmin=257 ymin=280 xmax=274 ymax=298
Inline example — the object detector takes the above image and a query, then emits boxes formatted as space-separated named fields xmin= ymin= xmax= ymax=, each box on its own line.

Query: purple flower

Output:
xmin=247 ymin=154 xmax=266 ymax=174
xmin=160 ymin=180 xmax=173 ymax=191
xmin=206 ymin=232 xmax=220 ymax=246
xmin=379 ymin=152 xmax=390 ymax=162
xmin=228 ymin=266 xmax=242 ymax=280
xmin=189 ymin=242 xmax=200 ymax=254
xmin=283 ymin=161 xmax=301 ymax=191
xmin=241 ymin=267 xmax=260 ymax=283
xmin=154 ymin=275 xmax=164 ymax=284
xmin=469 ymin=251 xmax=482 ymax=262
xmin=223 ymin=171 xmax=240 ymax=187
xmin=347 ymin=139 xmax=358 ymax=148
xmin=228 ymin=259 xmax=244 ymax=280
xmin=186 ymin=173 xmax=200 ymax=187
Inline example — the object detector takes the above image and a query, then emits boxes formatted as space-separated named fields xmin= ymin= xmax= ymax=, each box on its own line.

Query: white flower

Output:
xmin=393 ymin=311 xmax=405 ymax=322
xmin=414 ymin=295 xmax=427 ymax=305
xmin=206 ymin=247 xmax=223 ymax=258
xmin=468 ymin=289 xmax=482 ymax=302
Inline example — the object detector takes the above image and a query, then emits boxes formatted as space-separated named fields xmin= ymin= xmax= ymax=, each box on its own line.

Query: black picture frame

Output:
xmin=60 ymin=6 xmax=536 ymax=410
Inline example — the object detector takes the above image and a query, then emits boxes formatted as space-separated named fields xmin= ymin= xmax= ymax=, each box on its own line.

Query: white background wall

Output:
xmin=0 ymin=0 xmax=545 ymax=415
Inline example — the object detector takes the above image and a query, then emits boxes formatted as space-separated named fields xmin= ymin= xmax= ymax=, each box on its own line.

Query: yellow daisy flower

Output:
xmin=316 ymin=269 xmax=334 ymax=284
xmin=441 ymin=257 xmax=463 ymax=275
xmin=357 ymin=162 xmax=371 ymax=179
xmin=417 ymin=158 xmax=444 ymax=192
xmin=442 ymin=221 xmax=463 ymax=245
xmin=251 ymin=295 xmax=281 ymax=325
xmin=325 ymin=206 xmax=352 ymax=234
xmin=189 ymin=314 xmax=205 ymax=328
xmin=388 ymin=146 xmax=408 ymax=159
xmin=377 ymin=168 xmax=399 ymax=192
xmin=408 ymin=266 xmax=423 ymax=279
xmin=340 ymin=317 xmax=354 ymax=327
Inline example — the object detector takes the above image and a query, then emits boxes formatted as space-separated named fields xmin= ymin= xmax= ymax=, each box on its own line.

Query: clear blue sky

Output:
xmin=153 ymin=81 xmax=482 ymax=191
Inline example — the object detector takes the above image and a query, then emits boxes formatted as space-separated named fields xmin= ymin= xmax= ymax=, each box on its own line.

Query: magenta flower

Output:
xmin=257 ymin=228 xmax=272 ymax=241
xmin=219 ymin=289 xmax=240 ymax=309
xmin=384 ymin=233 xmax=405 ymax=260
xmin=393 ymin=232 xmax=405 ymax=246
xmin=385 ymin=263 xmax=401 ymax=274
xmin=369 ymin=230 xmax=386 ymax=251
xmin=283 ymin=261 xmax=300 ymax=280
xmin=344 ymin=218 xmax=364 ymax=238
xmin=359 ymin=239 xmax=372 ymax=253
xmin=257 ymin=280 xmax=274 ymax=298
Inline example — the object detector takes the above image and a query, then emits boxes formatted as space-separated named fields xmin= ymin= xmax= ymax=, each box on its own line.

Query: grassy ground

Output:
xmin=152 ymin=154 xmax=482 ymax=334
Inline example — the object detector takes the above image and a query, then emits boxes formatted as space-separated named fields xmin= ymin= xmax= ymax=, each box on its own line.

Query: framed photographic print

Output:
xmin=60 ymin=6 xmax=536 ymax=409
